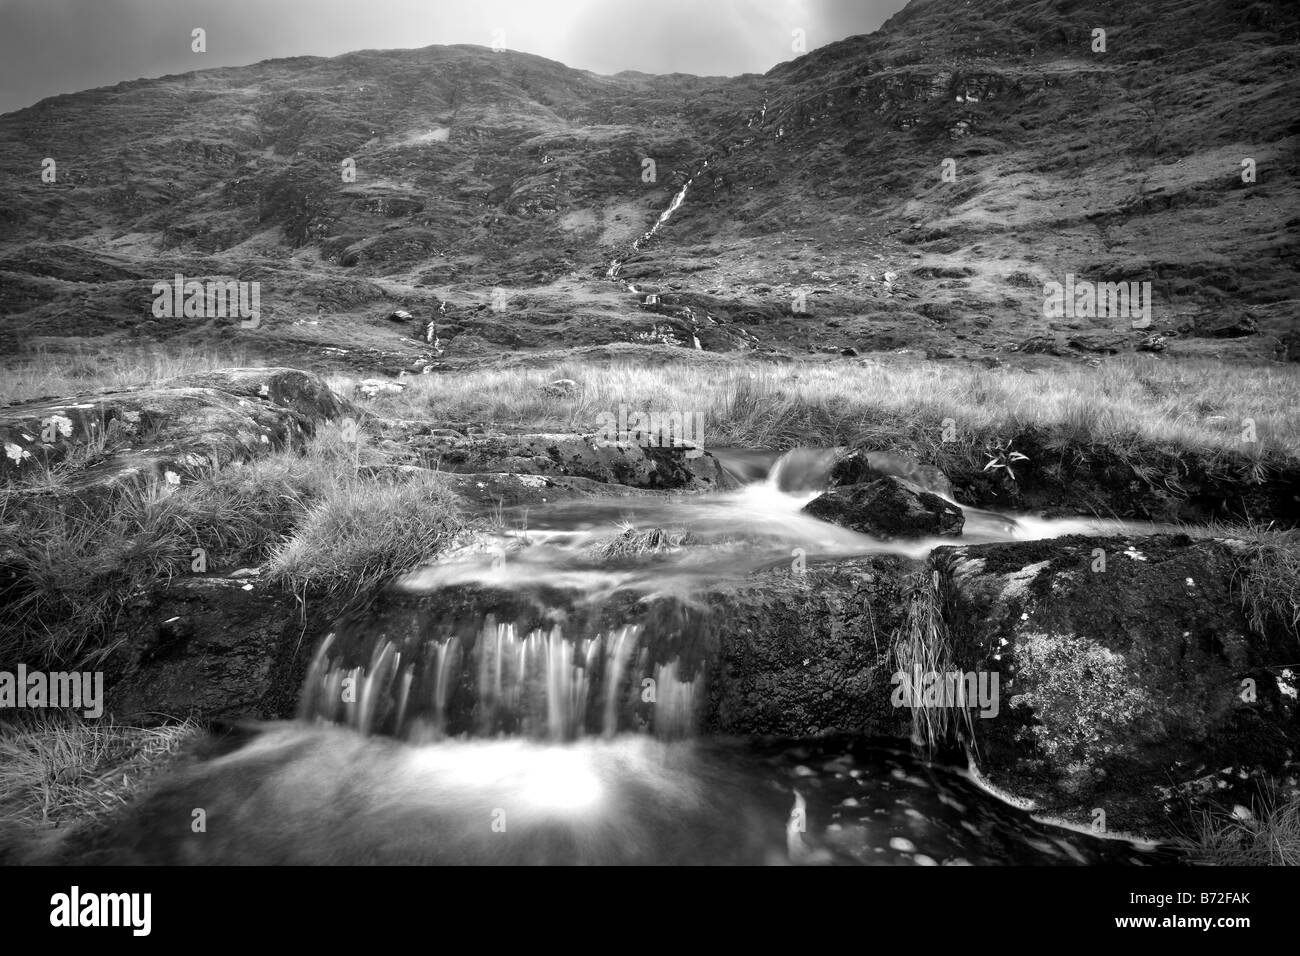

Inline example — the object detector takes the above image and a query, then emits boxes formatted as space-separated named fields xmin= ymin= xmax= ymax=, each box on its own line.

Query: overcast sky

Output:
xmin=0 ymin=0 xmax=906 ymax=114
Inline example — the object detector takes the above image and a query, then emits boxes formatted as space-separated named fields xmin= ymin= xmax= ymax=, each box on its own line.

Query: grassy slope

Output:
xmin=0 ymin=1 xmax=1295 ymax=368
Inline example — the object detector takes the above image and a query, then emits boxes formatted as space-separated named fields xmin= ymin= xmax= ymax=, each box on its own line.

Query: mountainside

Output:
xmin=1 ymin=0 xmax=1297 ymax=369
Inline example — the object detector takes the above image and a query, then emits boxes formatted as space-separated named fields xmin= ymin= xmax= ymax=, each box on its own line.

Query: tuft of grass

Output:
xmin=0 ymin=421 xmax=400 ymax=670
xmin=1235 ymin=530 xmax=1300 ymax=644
xmin=1191 ymin=783 xmax=1300 ymax=865
xmin=0 ymin=713 xmax=198 ymax=833
xmin=264 ymin=470 xmax=466 ymax=597
xmin=1182 ymin=521 xmax=1300 ymax=645
xmin=587 ymin=523 xmax=693 ymax=560
xmin=0 ymin=345 xmax=257 ymax=405
xmin=889 ymin=568 xmax=973 ymax=751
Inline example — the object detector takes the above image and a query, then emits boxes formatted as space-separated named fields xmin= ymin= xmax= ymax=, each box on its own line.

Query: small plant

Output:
xmin=982 ymin=439 xmax=1029 ymax=481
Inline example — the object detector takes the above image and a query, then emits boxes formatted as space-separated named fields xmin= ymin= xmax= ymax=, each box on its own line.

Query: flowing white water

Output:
xmin=303 ymin=448 xmax=1169 ymax=746
xmin=252 ymin=449 xmax=1187 ymax=864
xmin=606 ymin=161 xmax=708 ymax=279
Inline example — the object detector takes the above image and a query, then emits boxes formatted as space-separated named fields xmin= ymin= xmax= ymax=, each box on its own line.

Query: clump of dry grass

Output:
xmin=264 ymin=470 xmax=465 ymax=598
xmin=1191 ymin=782 xmax=1300 ymax=865
xmin=340 ymin=354 xmax=1300 ymax=467
xmin=889 ymin=568 xmax=973 ymax=750
xmin=0 ymin=713 xmax=198 ymax=833
xmin=587 ymin=524 xmax=693 ymax=560
xmin=1235 ymin=531 xmax=1300 ymax=643
xmin=1 ymin=420 xmax=456 ymax=670
xmin=0 ymin=345 xmax=257 ymax=405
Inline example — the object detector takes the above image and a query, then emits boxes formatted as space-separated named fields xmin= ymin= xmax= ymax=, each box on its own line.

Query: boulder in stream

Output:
xmin=828 ymin=448 xmax=954 ymax=498
xmin=803 ymin=476 xmax=964 ymax=539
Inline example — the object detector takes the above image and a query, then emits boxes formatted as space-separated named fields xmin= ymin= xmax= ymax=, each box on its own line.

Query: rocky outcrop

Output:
xmin=1066 ymin=331 xmax=1132 ymax=354
xmin=0 ymin=367 xmax=355 ymax=493
xmin=804 ymin=476 xmax=964 ymax=539
xmin=1190 ymin=309 xmax=1257 ymax=338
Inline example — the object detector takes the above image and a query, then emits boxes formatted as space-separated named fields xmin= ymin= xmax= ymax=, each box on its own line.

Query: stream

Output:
xmin=249 ymin=448 xmax=1180 ymax=865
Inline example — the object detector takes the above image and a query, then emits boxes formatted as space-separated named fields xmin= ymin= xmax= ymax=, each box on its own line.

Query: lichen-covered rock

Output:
xmin=930 ymin=533 xmax=1300 ymax=835
xmin=803 ymin=476 xmax=964 ymax=539
xmin=0 ymin=367 xmax=355 ymax=489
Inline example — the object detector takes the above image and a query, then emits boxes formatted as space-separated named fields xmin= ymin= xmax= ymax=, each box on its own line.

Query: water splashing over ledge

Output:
xmin=301 ymin=619 xmax=702 ymax=742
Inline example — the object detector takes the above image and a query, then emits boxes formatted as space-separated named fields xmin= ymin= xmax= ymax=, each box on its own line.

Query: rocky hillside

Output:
xmin=0 ymin=0 xmax=1296 ymax=367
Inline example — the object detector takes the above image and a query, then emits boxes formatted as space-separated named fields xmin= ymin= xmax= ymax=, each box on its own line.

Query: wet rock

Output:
xmin=828 ymin=448 xmax=955 ymax=498
xmin=931 ymin=533 xmax=1300 ymax=835
xmin=106 ymin=575 xmax=342 ymax=723
xmin=946 ymin=431 xmax=1300 ymax=527
xmin=409 ymin=432 xmax=736 ymax=491
xmin=435 ymin=472 xmax=668 ymax=508
xmin=803 ymin=476 xmax=964 ymax=539
xmin=308 ymin=552 xmax=918 ymax=743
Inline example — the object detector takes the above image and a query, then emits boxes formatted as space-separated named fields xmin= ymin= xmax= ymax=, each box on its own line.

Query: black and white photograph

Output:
xmin=0 ymin=0 xmax=1296 ymax=925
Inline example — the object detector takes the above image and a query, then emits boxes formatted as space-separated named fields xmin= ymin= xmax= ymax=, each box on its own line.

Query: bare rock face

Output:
xmin=930 ymin=533 xmax=1300 ymax=835
xmin=803 ymin=476 xmax=964 ymax=539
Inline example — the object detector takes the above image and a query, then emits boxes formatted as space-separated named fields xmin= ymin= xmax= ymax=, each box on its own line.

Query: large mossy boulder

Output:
xmin=930 ymin=533 xmax=1300 ymax=835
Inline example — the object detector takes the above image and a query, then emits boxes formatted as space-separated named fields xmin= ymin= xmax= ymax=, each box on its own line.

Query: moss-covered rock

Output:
xmin=932 ymin=533 xmax=1300 ymax=835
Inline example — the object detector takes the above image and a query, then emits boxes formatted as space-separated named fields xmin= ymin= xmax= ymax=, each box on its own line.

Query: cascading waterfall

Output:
xmin=605 ymin=161 xmax=708 ymax=279
xmin=301 ymin=618 xmax=699 ymax=743
xmin=300 ymin=447 xmax=1158 ymax=747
